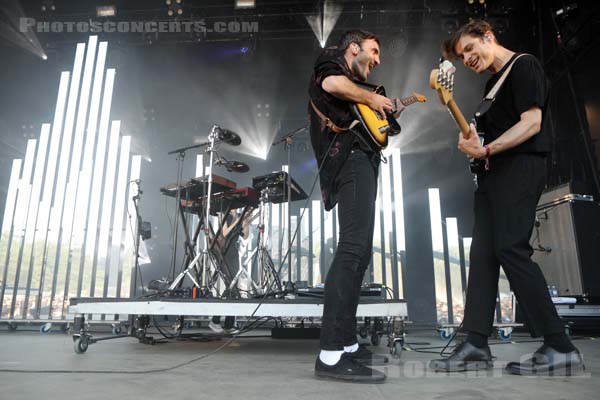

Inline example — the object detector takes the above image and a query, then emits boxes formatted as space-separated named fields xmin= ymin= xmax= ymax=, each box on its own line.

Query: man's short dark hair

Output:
xmin=442 ymin=20 xmax=496 ymax=60
xmin=338 ymin=30 xmax=380 ymax=51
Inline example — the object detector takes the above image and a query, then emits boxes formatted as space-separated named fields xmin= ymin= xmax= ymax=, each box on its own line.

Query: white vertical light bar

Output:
xmin=0 ymin=159 xmax=22 ymax=318
xmin=192 ymin=154 xmax=203 ymax=237
xmin=391 ymin=149 xmax=405 ymax=249
xmin=121 ymin=155 xmax=141 ymax=300
xmin=300 ymin=208 xmax=309 ymax=283
xmin=311 ymin=200 xmax=321 ymax=285
xmin=71 ymin=41 xmax=108 ymax=299
xmin=446 ymin=217 xmax=464 ymax=320
xmin=7 ymin=139 xmax=37 ymax=318
xmin=20 ymin=124 xmax=51 ymax=318
xmin=391 ymin=149 xmax=405 ymax=297
xmin=271 ymin=202 xmax=280 ymax=267
xmin=107 ymin=135 xmax=131 ymax=298
xmin=58 ymin=37 xmax=98 ymax=316
xmin=428 ymin=188 xmax=448 ymax=324
xmin=95 ymin=120 xmax=121 ymax=298
xmin=381 ymin=158 xmax=394 ymax=292
xmin=373 ymin=180 xmax=382 ymax=284
xmin=82 ymin=68 xmax=115 ymax=298
xmin=46 ymin=43 xmax=86 ymax=318
xmin=36 ymin=72 xmax=70 ymax=319
xmin=281 ymin=165 xmax=289 ymax=277
xmin=323 ymin=204 xmax=333 ymax=280
xmin=463 ymin=237 xmax=472 ymax=274
xmin=290 ymin=215 xmax=297 ymax=282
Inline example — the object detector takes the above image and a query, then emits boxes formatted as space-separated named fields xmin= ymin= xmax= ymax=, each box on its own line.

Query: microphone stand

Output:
xmin=271 ymin=125 xmax=307 ymax=293
xmin=167 ymin=141 xmax=210 ymax=283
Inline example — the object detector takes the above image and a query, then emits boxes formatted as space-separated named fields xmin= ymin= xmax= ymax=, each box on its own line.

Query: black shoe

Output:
xmin=346 ymin=345 xmax=389 ymax=366
xmin=314 ymin=352 xmax=386 ymax=383
xmin=429 ymin=341 xmax=493 ymax=372
xmin=505 ymin=344 xmax=585 ymax=376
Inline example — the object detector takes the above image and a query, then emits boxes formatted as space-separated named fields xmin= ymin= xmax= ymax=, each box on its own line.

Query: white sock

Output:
xmin=319 ymin=350 xmax=344 ymax=366
xmin=344 ymin=343 xmax=359 ymax=353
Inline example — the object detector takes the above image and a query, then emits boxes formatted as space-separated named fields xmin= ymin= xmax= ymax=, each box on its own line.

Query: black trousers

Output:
xmin=320 ymin=149 xmax=379 ymax=350
xmin=462 ymin=153 xmax=564 ymax=337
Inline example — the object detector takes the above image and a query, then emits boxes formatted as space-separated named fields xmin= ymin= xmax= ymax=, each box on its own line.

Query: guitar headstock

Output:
xmin=429 ymin=60 xmax=456 ymax=105
xmin=411 ymin=92 xmax=427 ymax=103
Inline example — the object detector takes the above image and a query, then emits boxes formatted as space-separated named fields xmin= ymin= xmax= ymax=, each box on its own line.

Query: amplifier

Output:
xmin=531 ymin=183 xmax=600 ymax=297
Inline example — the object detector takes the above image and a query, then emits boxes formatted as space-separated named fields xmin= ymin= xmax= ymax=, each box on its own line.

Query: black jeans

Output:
xmin=463 ymin=153 xmax=564 ymax=337
xmin=320 ymin=149 xmax=379 ymax=350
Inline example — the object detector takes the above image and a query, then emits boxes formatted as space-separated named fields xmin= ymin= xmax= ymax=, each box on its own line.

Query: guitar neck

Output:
xmin=399 ymin=95 xmax=418 ymax=106
xmin=446 ymin=99 xmax=471 ymax=139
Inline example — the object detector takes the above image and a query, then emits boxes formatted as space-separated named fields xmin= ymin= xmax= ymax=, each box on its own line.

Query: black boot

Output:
xmin=429 ymin=341 xmax=493 ymax=372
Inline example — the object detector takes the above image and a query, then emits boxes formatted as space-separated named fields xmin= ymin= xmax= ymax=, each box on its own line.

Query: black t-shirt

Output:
xmin=308 ymin=47 xmax=377 ymax=210
xmin=478 ymin=53 xmax=551 ymax=155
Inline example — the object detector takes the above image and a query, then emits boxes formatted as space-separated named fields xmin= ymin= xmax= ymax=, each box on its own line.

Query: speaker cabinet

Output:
xmin=531 ymin=184 xmax=600 ymax=297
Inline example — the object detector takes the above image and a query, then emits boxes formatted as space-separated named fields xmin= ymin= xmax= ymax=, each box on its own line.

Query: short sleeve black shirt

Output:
xmin=479 ymin=53 xmax=551 ymax=155
xmin=308 ymin=47 xmax=375 ymax=210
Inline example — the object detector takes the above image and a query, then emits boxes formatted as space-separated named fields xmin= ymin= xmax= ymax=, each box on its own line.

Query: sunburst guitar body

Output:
xmin=351 ymin=86 xmax=427 ymax=150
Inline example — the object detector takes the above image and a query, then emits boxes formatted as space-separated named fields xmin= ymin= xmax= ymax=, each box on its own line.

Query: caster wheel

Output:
xmin=74 ymin=336 xmax=89 ymax=354
xmin=439 ymin=328 xmax=453 ymax=341
xmin=40 ymin=323 xmax=52 ymax=334
xmin=112 ymin=325 xmax=122 ymax=335
xmin=390 ymin=341 xmax=403 ymax=358
xmin=565 ymin=326 xmax=572 ymax=337
xmin=8 ymin=323 xmax=17 ymax=331
xmin=359 ymin=327 xmax=368 ymax=339
xmin=498 ymin=329 xmax=512 ymax=341
xmin=371 ymin=333 xmax=380 ymax=346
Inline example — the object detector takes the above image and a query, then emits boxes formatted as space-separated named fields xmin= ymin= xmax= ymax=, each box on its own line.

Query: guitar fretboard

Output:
xmin=400 ymin=95 xmax=418 ymax=106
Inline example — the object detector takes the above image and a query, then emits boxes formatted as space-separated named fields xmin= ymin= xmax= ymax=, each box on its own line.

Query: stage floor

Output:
xmin=0 ymin=328 xmax=598 ymax=400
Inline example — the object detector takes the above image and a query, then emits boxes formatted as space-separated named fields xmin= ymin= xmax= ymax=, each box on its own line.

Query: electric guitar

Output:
xmin=350 ymin=86 xmax=427 ymax=150
xmin=429 ymin=60 xmax=486 ymax=174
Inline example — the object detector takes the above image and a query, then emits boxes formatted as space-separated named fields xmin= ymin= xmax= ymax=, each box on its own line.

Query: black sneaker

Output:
xmin=346 ymin=345 xmax=389 ymax=366
xmin=315 ymin=352 xmax=386 ymax=383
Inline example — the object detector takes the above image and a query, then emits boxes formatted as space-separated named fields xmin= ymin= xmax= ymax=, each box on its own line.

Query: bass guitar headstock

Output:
xmin=429 ymin=59 xmax=456 ymax=106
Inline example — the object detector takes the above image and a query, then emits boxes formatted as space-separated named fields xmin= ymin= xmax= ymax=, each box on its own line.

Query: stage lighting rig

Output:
xmin=166 ymin=0 xmax=184 ymax=17
xmin=96 ymin=5 xmax=117 ymax=18
xmin=40 ymin=0 xmax=55 ymax=13
xmin=235 ymin=0 xmax=256 ymax=9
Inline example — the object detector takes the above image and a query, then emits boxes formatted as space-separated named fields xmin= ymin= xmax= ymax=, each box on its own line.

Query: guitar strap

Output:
xmin=474 ymin=54 xmax=528 ymax=120
xmin=309 ymin=100 xmax=360 ymax=134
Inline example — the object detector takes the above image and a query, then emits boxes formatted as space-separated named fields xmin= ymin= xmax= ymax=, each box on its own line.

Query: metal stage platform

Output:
xmin=69 ymin=297 xmax=407 ymax=318
xmin=67 ymin=297 xmax=409 ymax=355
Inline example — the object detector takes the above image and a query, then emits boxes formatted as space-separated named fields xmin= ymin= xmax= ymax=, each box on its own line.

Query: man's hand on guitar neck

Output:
xmin=391 ymin=98 xmax=405 ymax=119
xmin=458 ymin=123 xmax=486 ymax=159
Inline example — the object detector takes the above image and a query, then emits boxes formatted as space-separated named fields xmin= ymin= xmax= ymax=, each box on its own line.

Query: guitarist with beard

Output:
xmin=308 ymin=30 xmax=406 ymax=383
xmin=429 ymin=20 xmax=584 ymax=376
